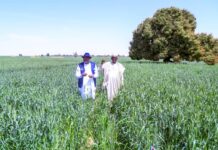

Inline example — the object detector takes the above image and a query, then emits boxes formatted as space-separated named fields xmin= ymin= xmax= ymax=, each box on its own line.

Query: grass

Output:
xmin=0 ymin=56 xmax=217 ymax=149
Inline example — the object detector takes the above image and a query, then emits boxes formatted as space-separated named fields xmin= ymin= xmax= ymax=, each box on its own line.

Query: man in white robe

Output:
xmin=75 ymin=53 xmax=98 ymax=100
xmin=102 ymin=55 xmax=125 ymax=101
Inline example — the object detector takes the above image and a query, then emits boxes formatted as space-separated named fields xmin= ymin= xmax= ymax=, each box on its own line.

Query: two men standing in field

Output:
xmin=75 ymin=52 xmax=125 ymax=101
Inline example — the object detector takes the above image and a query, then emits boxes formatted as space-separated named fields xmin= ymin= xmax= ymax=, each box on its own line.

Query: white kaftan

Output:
xmin=75 ymin=63 xmax=98 ymax=100
xmin=102 ymin=62 xmax=125 ymax=101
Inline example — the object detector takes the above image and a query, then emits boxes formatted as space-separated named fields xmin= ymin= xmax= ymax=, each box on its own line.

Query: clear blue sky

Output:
xmin=0 ymin=0 xmax=218 ymax=56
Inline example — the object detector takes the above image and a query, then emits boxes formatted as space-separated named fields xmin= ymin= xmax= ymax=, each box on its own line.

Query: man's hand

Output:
xmin=88 ymin=74 xmax=93 ymax=78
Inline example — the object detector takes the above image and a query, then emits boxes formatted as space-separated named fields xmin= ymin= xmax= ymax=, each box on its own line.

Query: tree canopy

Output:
xmin=129 ymin=7 xmax=218 ymax=64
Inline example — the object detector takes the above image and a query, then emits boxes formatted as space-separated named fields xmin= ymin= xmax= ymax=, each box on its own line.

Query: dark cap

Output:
xmin=82 ymin=52 xmax=92 ymax=58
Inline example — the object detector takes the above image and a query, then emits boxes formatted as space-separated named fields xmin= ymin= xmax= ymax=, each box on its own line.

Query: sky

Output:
xmin=0 ymin=0 xmax=218 ymax=56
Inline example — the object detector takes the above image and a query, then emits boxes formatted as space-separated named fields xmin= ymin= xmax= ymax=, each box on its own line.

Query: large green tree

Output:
xmin=129 ymin=7 xmax=218 ymax=64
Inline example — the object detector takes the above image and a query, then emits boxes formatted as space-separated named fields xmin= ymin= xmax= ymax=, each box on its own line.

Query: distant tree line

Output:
xmin=18 ymin=52 xmax=126 ymax=57
xmin=129 ymin=7 xmax=218 ymax=65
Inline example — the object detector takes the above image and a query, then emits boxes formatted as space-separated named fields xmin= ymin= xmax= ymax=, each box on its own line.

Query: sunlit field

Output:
xmin=0 ymin=56 xmax=217 ymax=149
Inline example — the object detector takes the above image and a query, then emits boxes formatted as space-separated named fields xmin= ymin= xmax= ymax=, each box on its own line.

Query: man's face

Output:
xmin=111 ymin=56 xmax=118 ymax=64
xmin=83 ymin=57 xmax=91 ymax=64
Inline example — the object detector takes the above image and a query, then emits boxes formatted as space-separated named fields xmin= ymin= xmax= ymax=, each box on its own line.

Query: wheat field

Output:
xmin=0 ymin=56 xmax=217 ymax=149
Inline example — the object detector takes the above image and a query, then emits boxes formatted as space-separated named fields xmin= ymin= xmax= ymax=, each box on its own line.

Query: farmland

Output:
xmin=0 ymin=56 xmax=218 ymax=149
